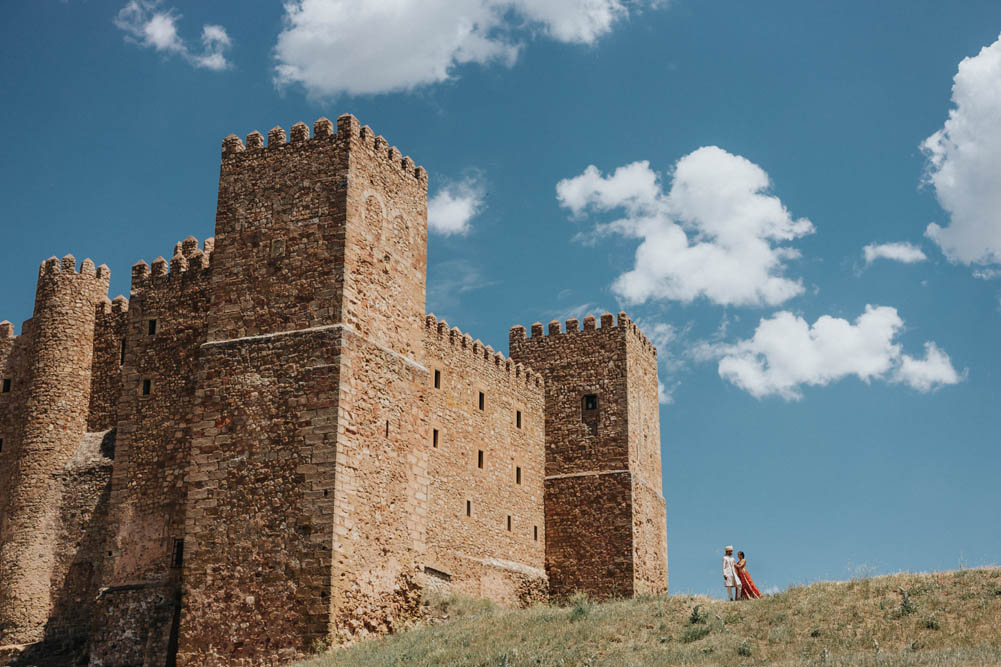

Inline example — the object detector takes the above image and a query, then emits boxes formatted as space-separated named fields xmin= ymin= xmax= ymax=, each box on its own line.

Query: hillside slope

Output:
xmin=300 ymin=568 xmax=1001 ymax=666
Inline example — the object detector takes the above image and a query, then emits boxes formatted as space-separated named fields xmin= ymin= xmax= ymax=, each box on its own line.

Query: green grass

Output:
xmin=298 ymin=568 xmax=1001 ymax=666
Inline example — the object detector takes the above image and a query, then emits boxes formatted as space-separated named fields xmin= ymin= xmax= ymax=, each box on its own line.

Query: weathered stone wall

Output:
xmin=103 ymin=239 xmax=212 ymax=587
xmin=42 ymin=431 xmax=115 ymax=661
xmin=179 ymin=329 xmax=341 ymax=665
xmin=329 ymin=328 xmax=428 ymax=641
xmin=625 ymin=325 xmax=668 ymax=594
xmin=92 ymin=240 xmax=213 ymax=664
xmin=209 ymin=118 xmax=350 ymax=342
xmin=340 ymin=114 xmax=428 ymax=362
xmin=0 ymin=320 xmax=32 ymax=553
xmin=87 ymin=297 xmax=129 ymax=432
xmin=0 ymin=256 xmax=109 ymax=644
xmin=423 ymin=315 xmax=547 ymax=606
xmin=509 ymin=311 xmax=668 ymax=600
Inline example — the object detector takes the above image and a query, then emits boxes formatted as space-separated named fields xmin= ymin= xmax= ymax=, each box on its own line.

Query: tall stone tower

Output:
xmin=176 ymin=115 xmax=431 ymax=664
xmin=509 ymin=311 xmax=668 ymax=599
xmin=0 ymin=256 xmax=109 ymax=643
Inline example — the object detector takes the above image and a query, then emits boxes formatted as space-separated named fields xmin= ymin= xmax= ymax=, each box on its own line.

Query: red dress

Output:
xmin=736 ymin=560 xmax=763 ymax=599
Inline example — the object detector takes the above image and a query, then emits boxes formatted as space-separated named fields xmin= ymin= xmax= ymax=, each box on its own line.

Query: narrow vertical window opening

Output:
xmin=516 ymin=467 xmax=521 ymax=485
xmin=516 ymin=410 xmax=522 ymax=428
xmin=506 ymin=515 xmax=512 ymax=531
xmin=171 ymin=539 xmax=184 ymax=568
xmin=478 ymin=391 xmax=485 ymax=410
xmin=466 ymin=500 xmax=471 ymax=517
xmin=147 ymin=319 xmax=157 ymax=336
xmin=434 ymin=369 xmax=441 ymax=389
xmin=534 ymin=525 xmax=538 ymax=541
xmin=1 ymin=378 xmax=10 ymax=393
xmin=385 ymin=420 xmax=389 ymax=437
xmin=141 ymin=379 xmax=151 ymax=396
xmin=477 ymin=450 xmax=483 ymax=469
xmin=0 ymin=438 xmax=4 ymax=453
xmin=432 ymin=429 xmax=439 ymax=448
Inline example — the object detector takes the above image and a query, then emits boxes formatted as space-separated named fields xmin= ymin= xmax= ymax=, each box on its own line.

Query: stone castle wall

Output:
xmin=0 ymin=114 xmax=668 ymax=666
xmin=423 ymin=315 xmax=547 ymax=606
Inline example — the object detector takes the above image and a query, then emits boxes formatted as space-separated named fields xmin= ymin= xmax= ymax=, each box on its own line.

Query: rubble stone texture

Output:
xmin=0 ymin=115 xmax=667 ymax=666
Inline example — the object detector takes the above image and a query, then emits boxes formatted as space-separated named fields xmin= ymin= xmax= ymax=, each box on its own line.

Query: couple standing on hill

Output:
xmin=723 ymin=545 xmax=763 ymax=600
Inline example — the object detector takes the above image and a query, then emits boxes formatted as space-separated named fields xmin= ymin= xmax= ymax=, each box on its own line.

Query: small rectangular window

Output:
xmin=1 ymin=378 xmax=10 ymax=393
xmin=0 ymin=438 xmax=4 ymax=453
xmin=434 ymin=369 xmax=441 ymax=389
xmin=171 ymin=539 xmax=184 ymax=568
xmin=516 ymin=410 xmax=522 ymax=428
xmin=466 ymin=500 xmax=471 ymax=517
xmin=432 ymin=428 xmax=439 ymax=448
xmin=478 ymin=392 xmax=485 ymax=410
xmin=516 ymin=467 xmax=521 ymax=485
xmin=506 ymin=515 xmax=512 ymax=531
xmin=583 ymin=394 xmax=598 ymax=411
xmin=534 ymin=525 xmax=538 ymax=541
xmin=141 ymin=379 xmax=152 ymax=396
xmin=120 ymin=338 xmax=127 ymax=365
xmin=477 ymin=450 xmax=483 ymax=469
xmin=385 ymin=420 xmax=390 ymax=437
xmin=147 ymin=319 xmax=157 ymax=336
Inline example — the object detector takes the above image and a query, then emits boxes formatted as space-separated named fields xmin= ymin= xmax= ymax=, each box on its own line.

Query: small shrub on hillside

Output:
xmin=681 ymin=624 xmax=711 ymax=643
xmin=924 ymin=615 xmax=941 ymax=630
xmin=737 ymin=640 xmax=752 ymax=657
xmin=568 ymin=591 xmax=592 ymax=622
xmin=689 ymin=604 xmax=706 ymax=625
xmin=810 ymin=628 xmax=822 ymax=638
xmin=898 ymin=588 xmax=916 ymax=617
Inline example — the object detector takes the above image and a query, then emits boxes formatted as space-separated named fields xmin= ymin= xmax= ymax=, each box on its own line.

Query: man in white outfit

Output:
xmin=723 ymin=545 xmax=742 ymax=601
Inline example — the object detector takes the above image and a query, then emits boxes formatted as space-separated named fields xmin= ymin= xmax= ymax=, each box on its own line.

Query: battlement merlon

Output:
xmin=220 ymin=115 xmax=428 ymax=189
xmin=425 ymin=313 xmax=543 ymax=390
xmin=509 ymin=311 xmax=657 ymax=358
xmin=130 ymin=237 xmax=214 ymax=290
xmin=0 ymin=320 xmax=14 ymax=339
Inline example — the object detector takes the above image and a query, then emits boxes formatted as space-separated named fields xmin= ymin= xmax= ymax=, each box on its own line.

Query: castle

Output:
xmin=0 ymin=115 xmax=667 ymax=666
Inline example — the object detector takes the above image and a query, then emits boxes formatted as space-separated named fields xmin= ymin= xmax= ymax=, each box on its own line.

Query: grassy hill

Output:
xmin=300 ymin=568 xmax=1001 ymax=666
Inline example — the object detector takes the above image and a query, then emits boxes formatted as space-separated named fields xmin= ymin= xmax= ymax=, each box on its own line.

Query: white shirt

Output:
xmin=722 ymin=555 xmax=739 ymax=586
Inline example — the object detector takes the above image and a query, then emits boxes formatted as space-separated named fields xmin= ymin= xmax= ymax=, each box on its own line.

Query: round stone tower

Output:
xmin=0 ymin=255 xmax=109 ymax=643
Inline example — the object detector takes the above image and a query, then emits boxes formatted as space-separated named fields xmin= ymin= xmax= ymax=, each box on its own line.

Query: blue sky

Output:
xmin=1 ymin=1 xmax=1000 ymax=598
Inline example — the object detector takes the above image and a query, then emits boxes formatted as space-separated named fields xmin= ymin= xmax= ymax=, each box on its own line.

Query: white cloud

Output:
xmin=709 ymin=306 xmax=963 ymax=400
xmin=114 ymin=1 xmax=231 ymax=71
xmin=863 ymin=242 xmax=927 ymax=265
xmin=922 ymin=33 xmax=1001 ymax=266
xmin=273 ymin=0 xmax=661 ymax=97
xmin=428 ymin=176 xmax=486 ymax=236
xmin=557 ymin=147 xmax=814 ymax=307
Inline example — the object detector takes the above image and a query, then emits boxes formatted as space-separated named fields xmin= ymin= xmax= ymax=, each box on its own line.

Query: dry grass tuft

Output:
xmin=298 ymin=568 xmax=1001 ymax=666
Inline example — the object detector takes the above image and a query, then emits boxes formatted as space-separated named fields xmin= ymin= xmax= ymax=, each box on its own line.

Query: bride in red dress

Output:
xmin=735 ymin=551 xmax=763 ymax=599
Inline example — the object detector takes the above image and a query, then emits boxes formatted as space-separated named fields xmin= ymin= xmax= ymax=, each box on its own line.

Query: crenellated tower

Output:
xmin=0 ymin=256 xmax=109 ymax=643
xmin=509 ymin=311 xmax=668 ymax=599
xmin=178 ymin=115 xmax=431 ymax=664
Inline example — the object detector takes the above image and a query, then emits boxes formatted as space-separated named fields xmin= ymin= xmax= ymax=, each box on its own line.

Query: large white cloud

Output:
xmin=711 ymin=306 xmax=963 ymax=400
xmin=557 ymin=147 xmax=814 ymax=307
xmin=114 ymin=1 xmax=231 ymax=71
xmin=428 ymin=176 xmax=486 ymax=236
xmin=273 ymin=0 xmax=660 ymax=97
xmin=922 ymin=33 xmax=1001 ymax=266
